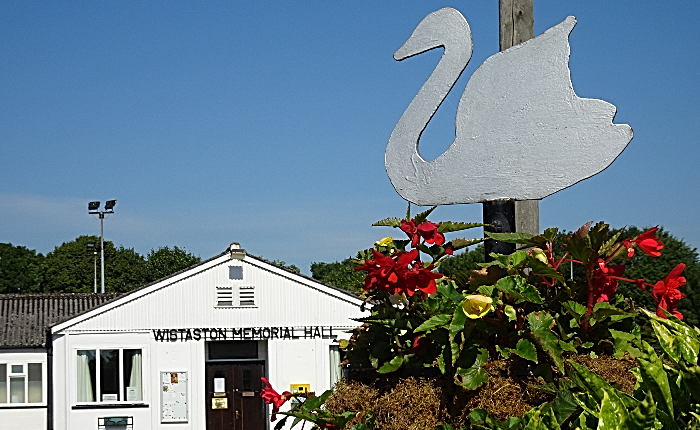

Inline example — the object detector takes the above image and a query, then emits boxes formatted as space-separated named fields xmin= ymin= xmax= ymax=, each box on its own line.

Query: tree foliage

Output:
xmin=0 ymin=236 xmax=201 ymax=294
xmin=0 ymin=243 xmax=44 ymax=293
xmin=143 ymin=246 xmax=202 ymax=284
xmin=310 ymin=258 xmax=365 ymax=291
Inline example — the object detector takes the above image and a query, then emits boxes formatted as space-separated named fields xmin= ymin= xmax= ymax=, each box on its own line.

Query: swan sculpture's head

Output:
xmin=394 ymin=8 xmax=472 ymax=62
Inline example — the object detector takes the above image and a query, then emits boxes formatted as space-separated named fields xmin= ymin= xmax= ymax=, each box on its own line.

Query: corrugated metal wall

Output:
xmin=57 ymin=256 xmax=364 ymax=333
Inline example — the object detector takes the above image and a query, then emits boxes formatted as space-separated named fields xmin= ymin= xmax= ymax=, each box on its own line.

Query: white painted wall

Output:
xmin=49 ymin=253 xmax=365 ymax=430
xmin=0 ymin=349 xmax=48 ymax=430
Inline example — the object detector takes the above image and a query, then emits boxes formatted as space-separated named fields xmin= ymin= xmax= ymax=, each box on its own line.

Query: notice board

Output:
xmin=160 ymin=371 xmax=188 ymax=422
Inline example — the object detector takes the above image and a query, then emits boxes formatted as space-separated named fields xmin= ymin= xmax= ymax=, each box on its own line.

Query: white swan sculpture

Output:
xmin=385 ymin=8 xmax=633 ymax=205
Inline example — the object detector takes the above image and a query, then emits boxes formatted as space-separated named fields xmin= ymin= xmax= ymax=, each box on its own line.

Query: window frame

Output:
xmin=0 ymin=361 xmax=46 ymax=407
xmin=73 ymin=347 xmax=146 ymax=405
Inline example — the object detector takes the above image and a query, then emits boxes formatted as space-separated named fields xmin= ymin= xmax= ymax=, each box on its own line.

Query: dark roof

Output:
xmin=0 ymin=293 xmax=120 ymax=348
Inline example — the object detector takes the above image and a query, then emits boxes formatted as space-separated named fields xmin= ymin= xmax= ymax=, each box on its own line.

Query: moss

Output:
xmin=324 ymin=356 xmax=638 ymax=429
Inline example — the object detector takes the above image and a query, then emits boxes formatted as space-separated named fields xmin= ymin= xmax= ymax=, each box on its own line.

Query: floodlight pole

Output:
xmin=100 ymin=212 xmax=105 ymax=294
xmin=93 ymin=247 xmax=98 ymax=294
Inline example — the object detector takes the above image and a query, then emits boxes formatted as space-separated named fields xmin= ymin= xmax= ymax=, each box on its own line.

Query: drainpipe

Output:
xmin=46 ymin=327 xmax=54 ymax=430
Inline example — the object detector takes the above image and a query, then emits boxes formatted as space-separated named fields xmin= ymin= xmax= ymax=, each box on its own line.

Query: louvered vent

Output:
xmin=239 ymin=286 xmax=256 ymax=307
xmin=216 ymin=286 xmax=234 ymax=307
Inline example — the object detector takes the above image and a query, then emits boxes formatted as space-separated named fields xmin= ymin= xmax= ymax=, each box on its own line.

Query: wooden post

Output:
xmin=485 ymin=0 xmax=538 ymax=260
xmin=502 ymin=0 xmax=539 ymax=237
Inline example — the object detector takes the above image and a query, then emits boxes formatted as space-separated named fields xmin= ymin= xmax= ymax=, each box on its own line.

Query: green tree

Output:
xmin=310 ymin=258 xmax=366 ymax=291
xmin=43 ymin=235 xmax=146 ymax=293
xmin=143 ymin=246 xmax=201 ymax=284
xmin=0 ymin=243 xmax=44 ymax=293
xmin=437 ymin=244 xmax=485 ymax=279
xmin=258 ymin=256 xmax=301 ymax=274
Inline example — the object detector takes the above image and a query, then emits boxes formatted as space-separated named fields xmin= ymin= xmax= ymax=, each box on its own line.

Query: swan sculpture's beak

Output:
xmin=393 ymin=7 xmax=472 ymax=62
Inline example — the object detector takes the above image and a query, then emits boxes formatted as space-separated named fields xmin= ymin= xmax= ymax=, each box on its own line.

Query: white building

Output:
xmin=1 ymin=244 xmax=365 ymax=430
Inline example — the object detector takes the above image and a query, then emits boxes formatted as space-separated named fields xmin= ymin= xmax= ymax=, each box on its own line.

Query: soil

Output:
xmin=323 ymin=355 xmax=638 ymax=430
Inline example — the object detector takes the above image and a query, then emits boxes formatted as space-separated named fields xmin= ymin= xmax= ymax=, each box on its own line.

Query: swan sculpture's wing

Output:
xmin=385 ymin=10 xmax=633 ymax=206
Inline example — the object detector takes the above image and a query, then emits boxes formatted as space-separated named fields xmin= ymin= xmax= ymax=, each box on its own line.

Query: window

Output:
xmin=208 ymin=341 xmax=258 ymax=360
xmin=0 ymin=362 xmax=43 ymax=404
xmin=76 ymin=349 xmax=142 ymax=403
xmin=329 ymin=346 xmax=341 ymax=387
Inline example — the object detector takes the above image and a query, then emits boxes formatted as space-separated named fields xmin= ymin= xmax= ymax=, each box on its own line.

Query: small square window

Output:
xmin=11 ymin=365 xmax=23 ymax=374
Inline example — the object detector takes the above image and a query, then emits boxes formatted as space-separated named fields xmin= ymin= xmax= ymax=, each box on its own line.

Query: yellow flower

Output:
xmin=375 ymin=237 xmax=394 ymax=247
xmin=462 ymin=295 xmax=493 ymax=319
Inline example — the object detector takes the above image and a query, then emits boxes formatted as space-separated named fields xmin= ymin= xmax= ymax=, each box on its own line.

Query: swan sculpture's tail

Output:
xmin=385 ymin=9 xmax=633 ymax=206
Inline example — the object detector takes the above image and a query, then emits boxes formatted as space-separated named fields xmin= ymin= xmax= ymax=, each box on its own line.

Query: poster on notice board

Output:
xmin=161 ymin=371 xmax=188 ymax=422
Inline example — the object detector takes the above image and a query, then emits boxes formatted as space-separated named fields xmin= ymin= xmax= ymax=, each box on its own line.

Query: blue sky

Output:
xmin=1 ymin=1 xmax=698 ymax=274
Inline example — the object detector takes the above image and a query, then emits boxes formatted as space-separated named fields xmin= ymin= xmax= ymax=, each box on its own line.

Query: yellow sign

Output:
xmin=211 ymin=398 xmax=228 ymax=409
xmin=290 ymin=384 xmax=310 ymax=394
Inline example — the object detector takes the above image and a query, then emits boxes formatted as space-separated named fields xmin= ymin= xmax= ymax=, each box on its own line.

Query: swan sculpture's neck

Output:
xmin=385 ymin=8 xmax=473 ymax=203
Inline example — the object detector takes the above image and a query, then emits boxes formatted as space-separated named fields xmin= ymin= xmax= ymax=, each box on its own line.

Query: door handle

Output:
xmin=235 ymin=410 xmax=241 ymax=420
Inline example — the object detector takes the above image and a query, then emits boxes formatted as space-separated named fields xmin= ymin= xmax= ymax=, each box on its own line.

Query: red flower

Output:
xmin=400 ymin=219 xmax=445 ymax=247
xmin=404 ymin=263 xmax=442 ymax=296
xmin=354 ymin=249 xmax=442 ymax=296
xmin=260 ymin=377 xmax=291 ymax=421
xmin=653 ymin=263 xmax=686 ymax=319
xmin=591 ymin=259 xmax=625 ymax=303
xmin=625 ymin=227 xmax=664 ymax=258
xmin=355 ymin=249 xmax=416 ymax=295
xmin=413 ymin=335 xmax=430 ymax=354
xmin=445 ymin=248 xmax=453 ymax=256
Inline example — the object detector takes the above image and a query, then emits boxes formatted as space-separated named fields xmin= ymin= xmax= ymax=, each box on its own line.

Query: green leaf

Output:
xmin=591 ymin=302 xmax=628 ymax=321
xmin=626 ymin=390 xmax=656 ymax=430
xmin=477 ymin=285 xmax=495 ymax=296
xmin=449 ymin=237 xmax=485 ymax=251
xmin=414 ymin=314 xmax=452 ymax=332
xmin=449 ymin=305 xmax=470 ymax=365
xmin=527 ymin=257 xmax=565 ymax=284
xmin=413 ymin=206 xmax=436 ymax=224
xmin=437 ymin=280 xmax=465 ymax=304
xmin=377 ymin=354 xmax=404 ymax=374
xmin=567 ymin=360 xmax=636 ymax=410
xmin=597 ymin=389 xmax=628 ymax=430
xmin=371 ymin=217 xmax=402 ymax=227
xmin=437 ymin=221 xmax=488 ymax=233
xmin=454 ymin=348 xmax=488 ymax=389
xmin=301 ymin=395 xmax=323 ymax=411
xmin=510 ymin=251 xmax=529 ymax=269
xmin=552 ymin=390 xmax=579 ymax=425
xmin=485 ymin=231 xmax=535 ymax=244
xmin=562 ymin=301 xmax=587 ymax=319
xmin=511 ymin=338 xmax=538 ymax=362
xmin=527 ymin=311 xmax=565 ymax=373
xmin=655 ymin=409 xmax=681 ymax=430
xmin=679 ymin=362 xmax=700 ymax=403
xmin=647 ymin=314 xmax=700 ymax=364
xmin=496 ymin=275 xmax=544 ymax=304
xmin=637 ymin=357 xmax=673 ymax=417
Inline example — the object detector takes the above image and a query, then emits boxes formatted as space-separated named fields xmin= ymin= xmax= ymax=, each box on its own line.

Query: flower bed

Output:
xmin=260 ymin=207 xmax=698 ymax=429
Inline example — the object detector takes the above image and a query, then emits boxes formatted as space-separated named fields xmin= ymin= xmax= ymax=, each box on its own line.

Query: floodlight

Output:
xmin=104 ymin=200 xmax=117 ymax=211
xmin=88 ymin=201 xmax=100 ymax=211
